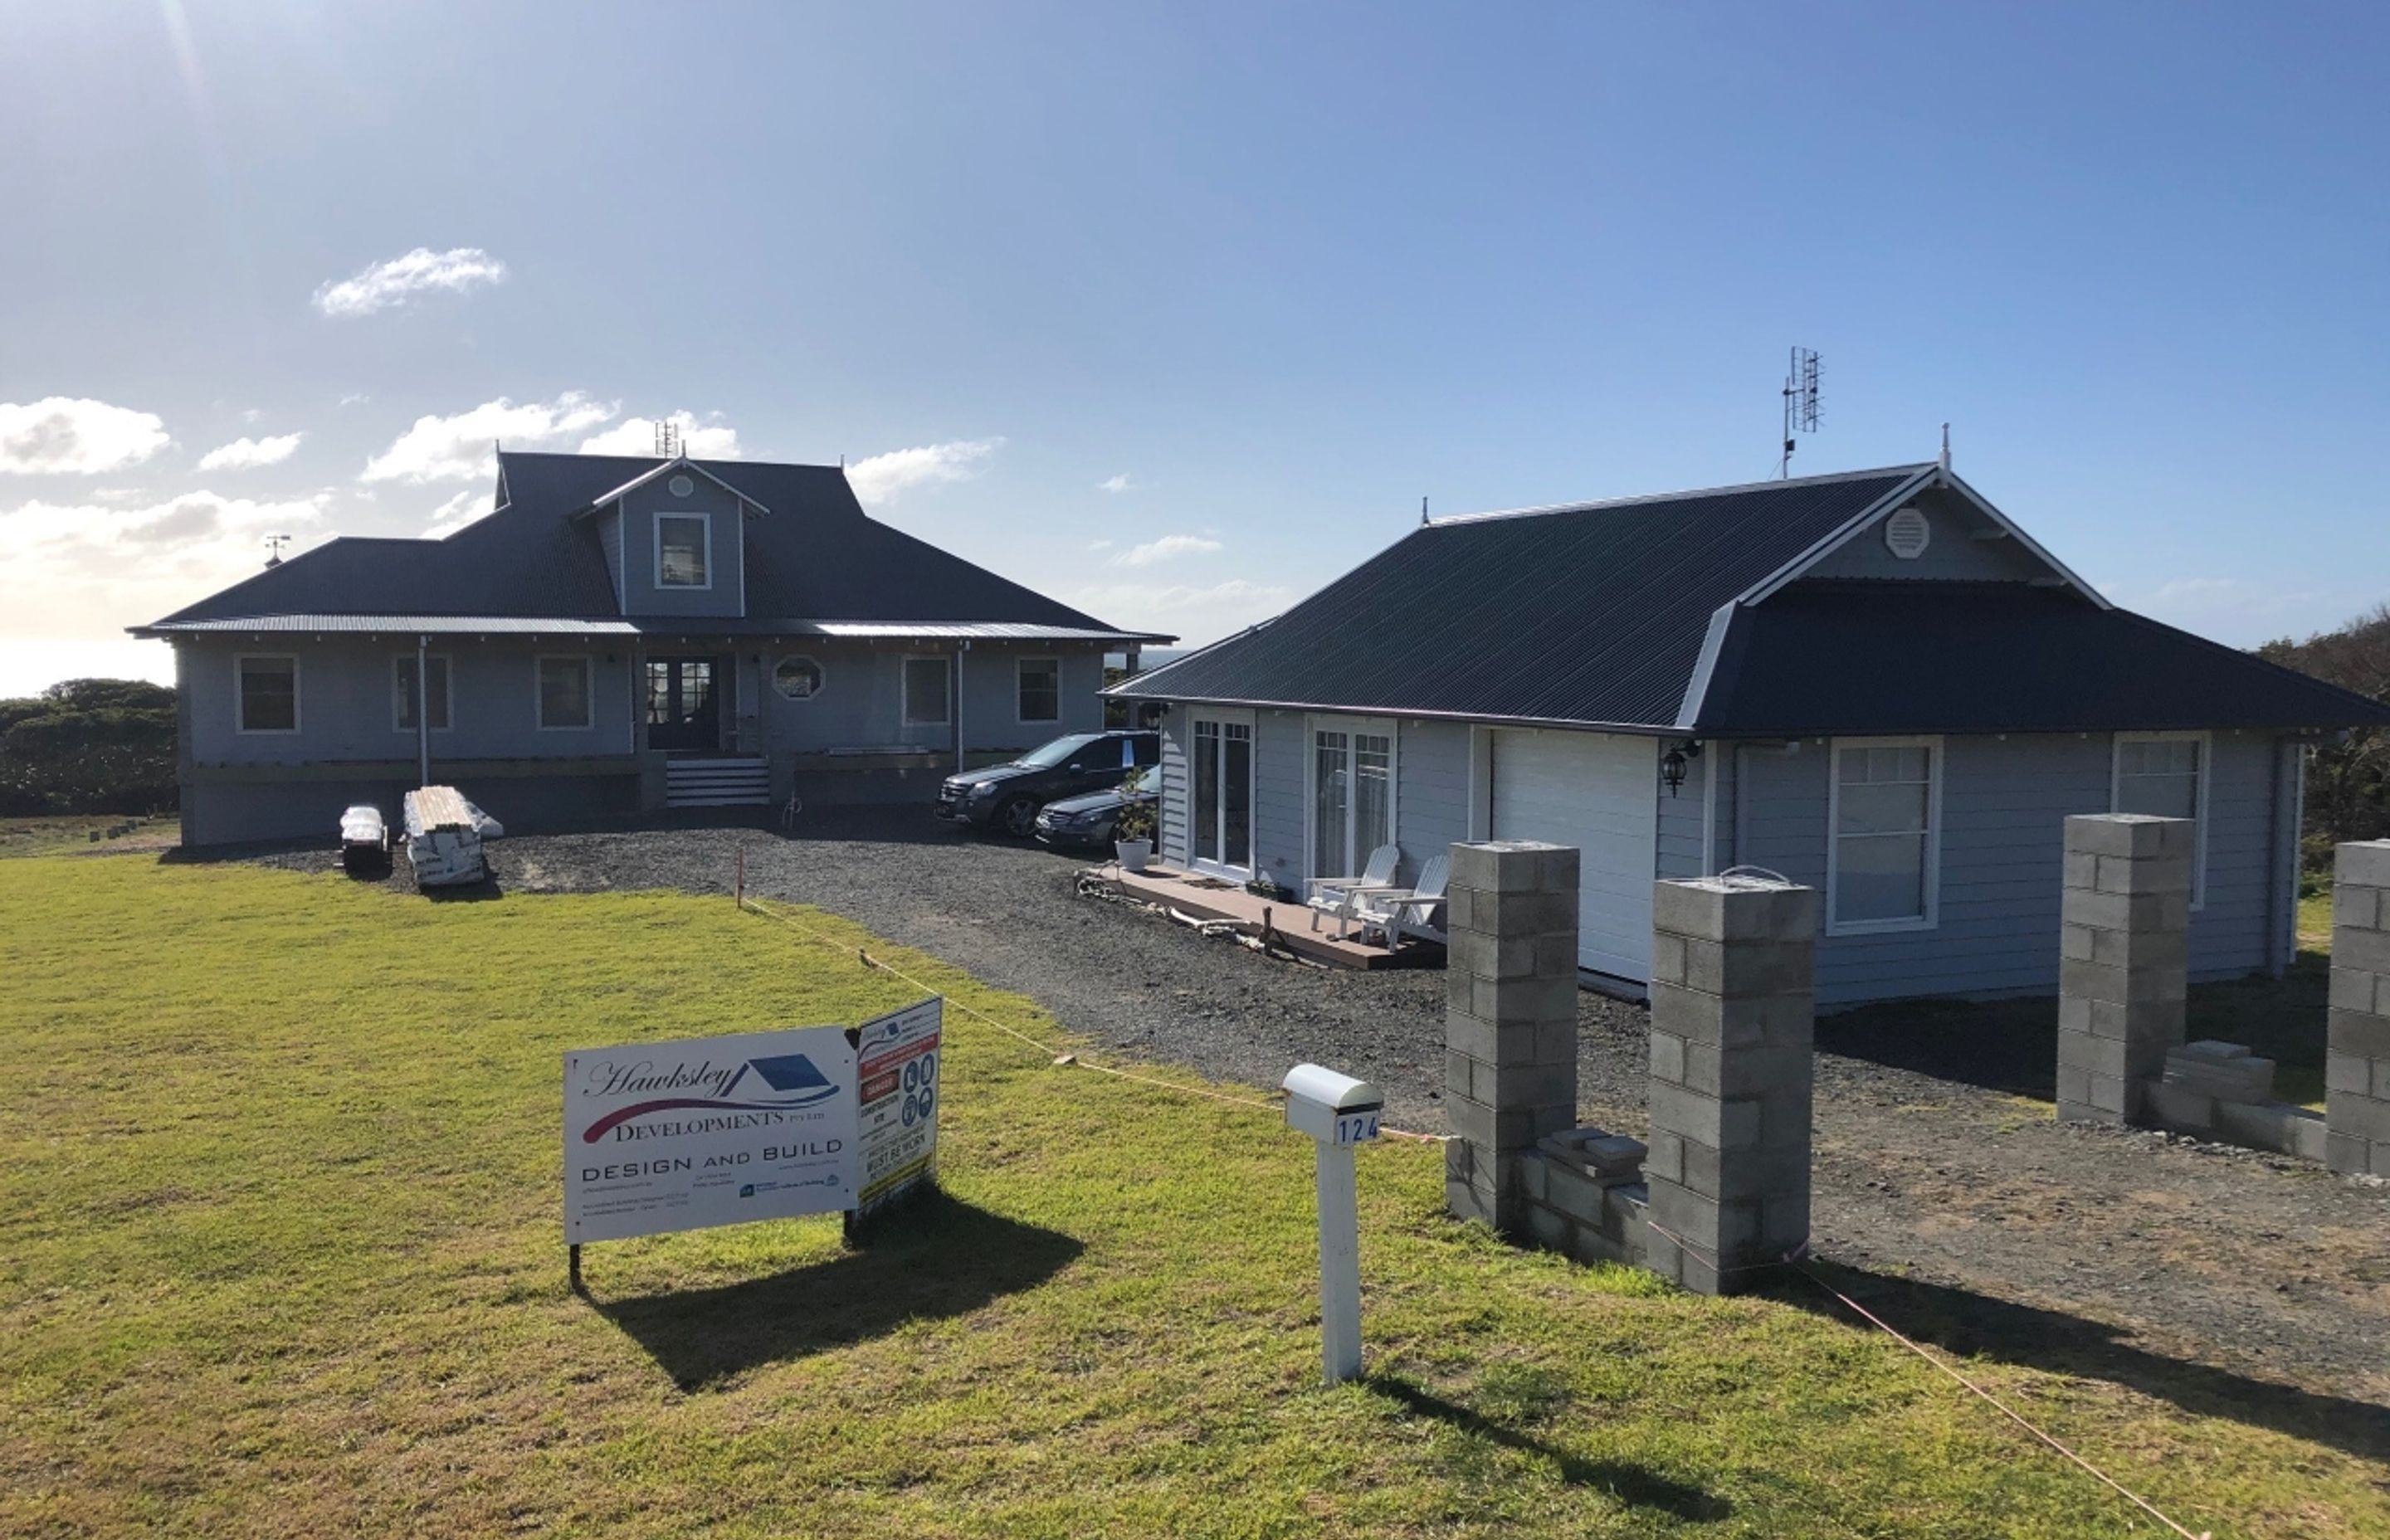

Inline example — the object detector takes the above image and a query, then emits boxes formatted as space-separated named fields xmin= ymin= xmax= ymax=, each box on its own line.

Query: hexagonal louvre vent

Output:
xmin=1884 ymin=507 xmax=1930 ymax=560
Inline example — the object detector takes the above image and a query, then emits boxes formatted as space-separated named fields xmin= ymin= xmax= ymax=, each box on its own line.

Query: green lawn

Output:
xmin=0 ymin=815 xmax=178 ymax=859
xmin=2 ymin=855 xmax=2383 ymax=1538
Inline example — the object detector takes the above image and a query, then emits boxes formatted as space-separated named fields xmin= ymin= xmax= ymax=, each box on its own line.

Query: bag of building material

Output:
xmin=338 ymin=804 xmax=389 ymax=875
xmin=402 ymin=786 xmax=493 ymax=888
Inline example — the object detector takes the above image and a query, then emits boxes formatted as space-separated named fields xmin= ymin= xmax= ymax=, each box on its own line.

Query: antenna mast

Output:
xmin=263 ymin=534 xmax=290 ymax=568
xmin=1779 ymin=346 xmax=1820 ymax=478
xmin=653 ymin=417 xmax=681 ymax=458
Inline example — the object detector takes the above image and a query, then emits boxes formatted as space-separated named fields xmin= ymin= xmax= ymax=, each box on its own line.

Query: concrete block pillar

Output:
xmin=1443 ymin=840 xmax=1581 ymax=1231
xmin=2056 ymin=814 xmax=2194 ymax=1124
xmin=1642 ymin=876 xmax=1819 ymax=1296
xmin=2327 ymin=840 xmax=2390 ymax=1177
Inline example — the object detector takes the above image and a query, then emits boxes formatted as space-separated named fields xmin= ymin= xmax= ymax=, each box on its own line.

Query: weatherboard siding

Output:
xmin=1655 ymin=749 xmax=1709 ymax=880
xmin=1396 ymin=718 xmax=1471 ymax=886
xmin=1731 ymin=731 xmax=2282 ymax=1006
xmin=1253 ymin=710 xmax=1305 ymax=886
xmin=597 ymin=509 xmax=624 ymax=607
xmin=1159 ymin=714 xmax=1191 ymax=866
xmin=1798 ymin=487 xmax=2048 ymax=584
xmin=616 ymin=475 xmax=744 ymax=619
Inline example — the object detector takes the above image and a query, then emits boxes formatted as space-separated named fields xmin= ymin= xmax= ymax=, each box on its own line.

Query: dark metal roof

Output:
xmin=139 ymin=615 xmax=1156 ymax=641
xmin=138 ymin=452 xmax=1170 ymax=642
xmin=1110 ymin=466 xmax=1929 ymax=728
xmin=1689 ymin=582 xmax=2390 ymax=734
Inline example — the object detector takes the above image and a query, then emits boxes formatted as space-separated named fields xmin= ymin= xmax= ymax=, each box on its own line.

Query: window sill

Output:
xmin=1825 ymin=916 xmax=1938 ymax=938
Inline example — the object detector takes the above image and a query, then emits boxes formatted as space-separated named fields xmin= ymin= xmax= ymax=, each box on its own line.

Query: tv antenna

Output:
xmin=653 ymin=418 xmax=681 ymax=458
xmin=263 ymin=534 xmax=290 ymax=568
xmin=1778 ymin=346 xmax=1820 ymax=478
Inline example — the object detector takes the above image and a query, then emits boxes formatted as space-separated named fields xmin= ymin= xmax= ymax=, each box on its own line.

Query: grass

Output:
xmin=2 ymin=855 xmax=2385 ymax=1537
xmin=0 ymin=815 xmax=178 ymax=859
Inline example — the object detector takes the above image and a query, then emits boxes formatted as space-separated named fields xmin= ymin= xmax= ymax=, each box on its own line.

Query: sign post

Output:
xmin=1282 ymin=1062 xmax=1383 ymax=1386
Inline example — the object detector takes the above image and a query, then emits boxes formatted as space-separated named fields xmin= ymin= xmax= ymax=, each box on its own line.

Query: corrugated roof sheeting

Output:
xmin=139 ymin=615 xmax=1165 ymax=641
xmin=1691 ymin=582 xmax=2390 ymax=733
xmin=1114 ymin=469 xmax=1922 ymax=726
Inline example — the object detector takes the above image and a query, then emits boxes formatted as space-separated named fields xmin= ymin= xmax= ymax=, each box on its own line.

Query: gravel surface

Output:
xmin=261 ymin=811 xmax=2390 ymax=1421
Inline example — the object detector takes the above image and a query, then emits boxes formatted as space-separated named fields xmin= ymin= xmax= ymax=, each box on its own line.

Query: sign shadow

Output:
xmin=588 ymin=1190 xmax=1082 ymax=1391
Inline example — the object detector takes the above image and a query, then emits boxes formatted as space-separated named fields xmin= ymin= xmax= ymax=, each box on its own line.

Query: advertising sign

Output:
xmin=854 ymin=998 xmax=942 ymax=1217
xmin=564 ymin=1026 xmax=859 ymax=1244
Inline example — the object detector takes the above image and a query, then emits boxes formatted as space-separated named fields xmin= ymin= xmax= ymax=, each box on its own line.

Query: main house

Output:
xmin=1109 ymin=459 xmax=2390 ymax=1006
xmin=138 ymin=451 xmax=1171 ymax=846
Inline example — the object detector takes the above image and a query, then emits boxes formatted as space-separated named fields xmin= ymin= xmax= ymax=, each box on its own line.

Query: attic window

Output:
xmin=1884 ymin=507 xmax=1931 ymax=560
xmin=656 ymin=514 xmax=710 ymax=588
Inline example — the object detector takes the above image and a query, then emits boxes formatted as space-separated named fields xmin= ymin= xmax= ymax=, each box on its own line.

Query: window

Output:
xmin=1017 ymin=656 xmax=1061 ymax=724
xmin=537 ymin=656 xmax=593 ymax=730
xmin=903 ymin=655 xmax=951 ymax=725
xmin=1829 ymin=737 xmax=1939 ymax=933
xmin=2114 ymin=732 xmax=2207 ymax=907
xmin=656 ymin=514 xmax=710 ymax=588
xmin=1192 ymin=713 xmax=1256 ymax=874
xmin=236 ymin=655 xmax=298 ymax=734
xmin=393 ymin=655 xmax=451 ymax=733
xmin=773 ymin=655 xmax=824 ymax=699
xmin=1310 ymin=719 xmax=1395 ymax=879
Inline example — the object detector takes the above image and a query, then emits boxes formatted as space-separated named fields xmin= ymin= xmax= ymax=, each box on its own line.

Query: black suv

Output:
xmin=938 ymin=730 xmax=1159 ymax=837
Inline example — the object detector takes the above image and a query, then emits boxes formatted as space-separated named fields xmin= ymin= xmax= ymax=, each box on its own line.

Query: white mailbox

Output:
xmin=1282 ymin=1062 xmax=1383 ymax=1386
xmin=1284 ymin=1062 xmax=1384 ymax=1146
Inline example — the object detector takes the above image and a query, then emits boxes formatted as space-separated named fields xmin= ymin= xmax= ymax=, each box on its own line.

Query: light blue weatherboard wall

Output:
xmin=615 ymin=473 xmax=746 ymax=619
xmin=758 ymin=641 xmax=1105 ymax=754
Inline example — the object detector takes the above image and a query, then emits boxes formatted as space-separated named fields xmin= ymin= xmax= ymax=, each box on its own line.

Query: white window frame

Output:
xmin=1826 ymin=734 xmax=1943 ymax=937
xmin=390 ymin=653 xmax=453 ymax=734
xmin=773 ymin=654 xmax=826 ymax=701
xmin=1304 ymin=714 xmax=1398 ymax=881
xmin=1188 ymin=707 xmax=1258 ymax=879
xmin=901 ymin=654 xmax=951 ymax=727
xmin=2111 ymin=730 xmax=2209 ymax=910
xmin=535 ymin=655 xmax=595 ymax=732
xmin=234 ymin=653 xmax=300 ymax=736
xmin=653 ymin=512 xmax=712 ymax=591
xmin=1016 ymin=655 xmax=1061 ymax=725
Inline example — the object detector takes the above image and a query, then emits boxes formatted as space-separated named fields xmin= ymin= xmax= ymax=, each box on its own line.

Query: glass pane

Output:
xmin=1314 ymin=732 xmax=1349 ymax=877
xmin=659 ymin=516 xmax=707 ymax=586
xmin=1837 ymin=781 xmax=1926 ymax=836
xmin=1838 ymin=832 xmax=1926 ymax=923
xmin=240 ymin=660 xmax=295 ymax=731
xmin=1019 ymin=660 xmax=1060 ymax=722
xmin=1224 ymin=724 xmax=1253 ymax=867
xmin=542 ymin=660 xmax=589 ymax=728
xmin=1354 ymin=733 xmax=1392 ymax=859
xmin=2119 ymin=772 xmax=2197 ymax=820
xmin=905 ymin=659 xmax=949 ymax=724
xmin=1194 ymin=724 xmax=1220 ymax=862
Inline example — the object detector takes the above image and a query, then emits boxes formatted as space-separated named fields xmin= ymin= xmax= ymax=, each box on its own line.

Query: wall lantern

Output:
xmin=1661 ymin=740 xmax=1702 ymax=796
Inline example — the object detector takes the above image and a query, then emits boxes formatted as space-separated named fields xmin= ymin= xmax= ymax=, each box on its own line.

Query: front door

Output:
xmin=646 ymin=657 xmax=720 ymax=752
xmin=1190 ymin=714 xmax=1255 ymax=875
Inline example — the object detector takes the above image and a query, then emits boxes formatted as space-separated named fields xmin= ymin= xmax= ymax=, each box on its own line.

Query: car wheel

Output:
xmin=999 ymin=797 xmax=1041 ymax=838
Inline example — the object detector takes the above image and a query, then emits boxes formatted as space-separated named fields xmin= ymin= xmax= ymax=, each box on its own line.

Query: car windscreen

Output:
xmin=1015 ymin=733 xmax=1105 ymax=769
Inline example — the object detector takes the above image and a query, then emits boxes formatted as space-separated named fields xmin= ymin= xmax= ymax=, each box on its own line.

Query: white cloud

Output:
xmin=0 ymin=489 xmax=332 ymax=641
xmin=339 ymin=392 xmax=371 ymax=407
xmin=422 ymin=488 xmax=490 ymax=539
xmin=1069 ymin=577 xmax=1294 ymax=645
xmin=312 ymin=246 xmax=509 ymax=318
xmin=197 ymin=432 xmax=304 ymax=471
xmin=1085 ymin=539 xmax=1114 ymax=551
xmin=0 ymin=397 xmax=172 ymax=475
xmin=845 ymin=437 xmax=1003 ymax=504
xmin=360 ymin=392 xmax=617 ymax=484
xmin=1110 ymin=534 xmax=1222 ymax=568
xmin=1099 ymin=474 xmax=1134 ymax=494
xmin=578 ymin=411 xmax=742 ymax=459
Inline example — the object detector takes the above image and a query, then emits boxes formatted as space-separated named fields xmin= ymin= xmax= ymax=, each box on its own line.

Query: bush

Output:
xmin=2260 ymin=604 xmax=2390 ymax=865
xmin=0 ymin=679 xmax=178 ymax=816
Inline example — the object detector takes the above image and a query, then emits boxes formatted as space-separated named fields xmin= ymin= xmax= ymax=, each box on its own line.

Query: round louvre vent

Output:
xmin=667 ymin=474 xmax=695 ymax=498
xmin=1884 ymin=507 xmax=1931 ymax=560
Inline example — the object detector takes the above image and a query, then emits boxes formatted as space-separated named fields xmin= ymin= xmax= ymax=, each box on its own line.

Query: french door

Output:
xmin=646 ymin=657 xmax=720 ymax=752
xmin=1310 ymin=719 xmax=1394 ymax=879
xmin=1189 ymin=713 xmax=1254 ymax=875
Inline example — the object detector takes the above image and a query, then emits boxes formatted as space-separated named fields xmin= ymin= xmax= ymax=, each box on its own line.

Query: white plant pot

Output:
xmin=1115 ymin=838 xmax=1152 ymax=874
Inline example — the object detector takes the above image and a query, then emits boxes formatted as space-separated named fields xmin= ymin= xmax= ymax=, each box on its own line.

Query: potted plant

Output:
xmin=1113 ymin=767 xmax=1157 ymax=873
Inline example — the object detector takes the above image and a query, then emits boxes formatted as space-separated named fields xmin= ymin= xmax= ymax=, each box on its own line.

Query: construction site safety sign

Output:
xmin=853 ymin=998 xmax=942 ymax=1217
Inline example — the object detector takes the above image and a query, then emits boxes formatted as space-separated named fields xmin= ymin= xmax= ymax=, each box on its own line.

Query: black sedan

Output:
xmin=938 ymin=729 xmax=1158 ymax=836
xmin=1034 ymin=783 xmax=1158 ymax=849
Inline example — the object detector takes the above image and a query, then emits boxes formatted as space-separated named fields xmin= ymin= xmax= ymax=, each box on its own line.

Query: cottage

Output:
xmin=138 ymin=451 xmax=1171 ymax=845
xmin=1107 ymin=459 xmax=2390 ymax=1006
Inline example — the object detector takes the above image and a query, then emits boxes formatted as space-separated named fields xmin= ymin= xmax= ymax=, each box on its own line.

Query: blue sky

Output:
xmin=3 ymin=1 xmax=2384 ymax=694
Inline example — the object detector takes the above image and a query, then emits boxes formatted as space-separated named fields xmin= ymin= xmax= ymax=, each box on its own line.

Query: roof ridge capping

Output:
xmin=1424 ymin=462 xmax=1935 ymax=528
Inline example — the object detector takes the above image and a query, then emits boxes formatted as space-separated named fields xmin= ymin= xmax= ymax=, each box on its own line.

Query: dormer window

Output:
xmin=656 ymin=514 xmax=710 ymax=588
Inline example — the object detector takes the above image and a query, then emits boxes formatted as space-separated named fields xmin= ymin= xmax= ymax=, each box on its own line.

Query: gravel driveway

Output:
xmin=263 ymin=811 xmax=2390 ymax=1426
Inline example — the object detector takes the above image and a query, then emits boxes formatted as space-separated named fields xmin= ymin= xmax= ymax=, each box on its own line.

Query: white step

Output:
xmin=666 ymin=757 xmax=770 ymax=807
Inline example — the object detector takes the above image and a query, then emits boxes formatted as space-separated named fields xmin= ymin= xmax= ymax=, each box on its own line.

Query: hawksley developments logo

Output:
xmin=577 ymin=1051 xmax=841 ymax=1143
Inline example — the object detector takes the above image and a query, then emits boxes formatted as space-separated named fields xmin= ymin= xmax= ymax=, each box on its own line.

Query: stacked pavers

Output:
xmin=2056 ymin=814 xmax=2192 ymax=1125
xmin=1642 ymin=876 xmax=1819 ymax=1296
xmin=1519 ymin=1128 xmax=1649 ymax=1266
xmin=1443 ymin=841 xmax=1582 ymax=1231
xmin=2328 ymin=840 xmax=2390 ymax=1177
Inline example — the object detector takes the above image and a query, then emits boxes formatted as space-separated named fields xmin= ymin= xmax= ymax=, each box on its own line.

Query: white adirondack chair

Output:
xmin=1306 ymin=843 xmax=1402 ymax=937
xmin=1355 ymin=852 xmax=1451 ymax=951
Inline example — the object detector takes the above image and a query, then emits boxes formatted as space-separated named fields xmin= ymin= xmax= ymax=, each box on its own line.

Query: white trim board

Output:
xmin=654 ymin=512 xmax=714 ymax=592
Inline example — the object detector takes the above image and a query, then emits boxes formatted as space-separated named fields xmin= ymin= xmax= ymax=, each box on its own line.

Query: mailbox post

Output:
xmin=1283 ymin=1062 xmax=1383 ymax=1386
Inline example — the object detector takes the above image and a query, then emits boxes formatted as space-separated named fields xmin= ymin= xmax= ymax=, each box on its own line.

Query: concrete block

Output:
xmin=2327 ymin=1090 xmax=2390 ymax=1143
xmin=1646 ymin=1177 xmax=1759 ymax=1256
xmin=2163 ymin=1056 xmax=2275 ymax=1103
xmin=2093 ymin=853 xmax=2193 ymax=897
xmin=1519 ymin=1152 xmax=1549 ymax=1203
xmin=1703 ymin=1042 xmax=1816 ymax=1099
xmin=2178 ymin=1039 xmax=2251 ymax=1063
xmin=2334 ymin=885 xmax=2384 ymax=933
xmin=1445 ymin=1050 xmax=1477 ymax=1099
xmin=1467 ymin=886 xmax=1573 ymax=937
xmin=1582 ymin=1133 xmax=1647 ymax=1172
xmin=2061 ymin=923 xmax=2096 ymax=962
xmin=1445 ymin=1138 xmax=1474 ymax=1187
xmin=1679 ymin=936 xmax=1815 ymax=998
xmin=1603 ymin=1181 xmax=1649 ymax=1231
xmin=2327 ymin=1129 xmax=2372 ymax=1176
xmin=1643 ymin=1128 xmax=1685 ymax=1185
xmin=1479 ymin=1056 xmax=1574 ymax=1108
xmin=2327 ymin=1051 xmax=2373 ymax=1096
xmin=2328 ymin=1007 xmax=2390 ymax=1059
xmin=2287 ymin=1109 xmax=2329 ymax=1163
xmin=1450 ymin=839 xmax=1565 ymax=894
xmin=1652 ymin=878 xmax=1819 ymax=944
xmin=2337 ymin=928 xmax=2390 ymax=976
xmin=2089 ymin=924 xmax=2189 ymax=972
xmin=1640 ymin=1224 xmax=1685 ymax=1289
xmin=1444 ymin=1011 xmax=1543 ymax=1069
xmin=2215 ymin=1099 xmax=2319 ymax=1157
xmin=1534 ymin=1018 xmax=1578 ymax=1065
xmin=1444 ymin=884 xmax=1478 ymax=933
xmin=1651 ymin=932 xmax=1688 ymax=987
xmin=2066 ymin=813 xmax=2186 ymax=860
xmin=2140 ymin=1079 xmax=2216 ymax=1133
xmin=2061 ymin=957 xmax=2185 ymax=1009
xmin=1647 ymin=1079 xmax=1761 ymax=1152
xmin=1570 ymin=1221 xmax=1636 ymax=1268
xmin=1757 ymin=1088 xmax=1815 ymax=1153
xmin=1648 ymin=981 xmax=1812 ymax=1049
xmin=2062 ymin=850 xmax=2101 ymax=891
xmin=1650 ymin=1030 xmax=1688 ymax=1087
xmin=2335 ymin=840 xmax=2390 ymax=890
xmin=1524 ymin=1197 xmax=1571 ymax=1251
xmin=1447 ymin=1179 xmax=1499 ymax=1226
xmin=2061 ymin=887 xmax=2190 ymax=933
xmin=2059 ymin=1031 xmax=2137 ymax=1080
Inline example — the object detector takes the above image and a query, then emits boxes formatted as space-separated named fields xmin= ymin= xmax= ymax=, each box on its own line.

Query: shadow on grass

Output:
xmin=1773 ymin=1260 xmax=2390 ymax=1465
xmin=1815 ymin=952 xmax=2332 ymax=1102
xmin=589 ymin=1191 xmax=1082 ymax=1391
xmin=1366 ymin=1376 xmax=1733 ymax=1522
